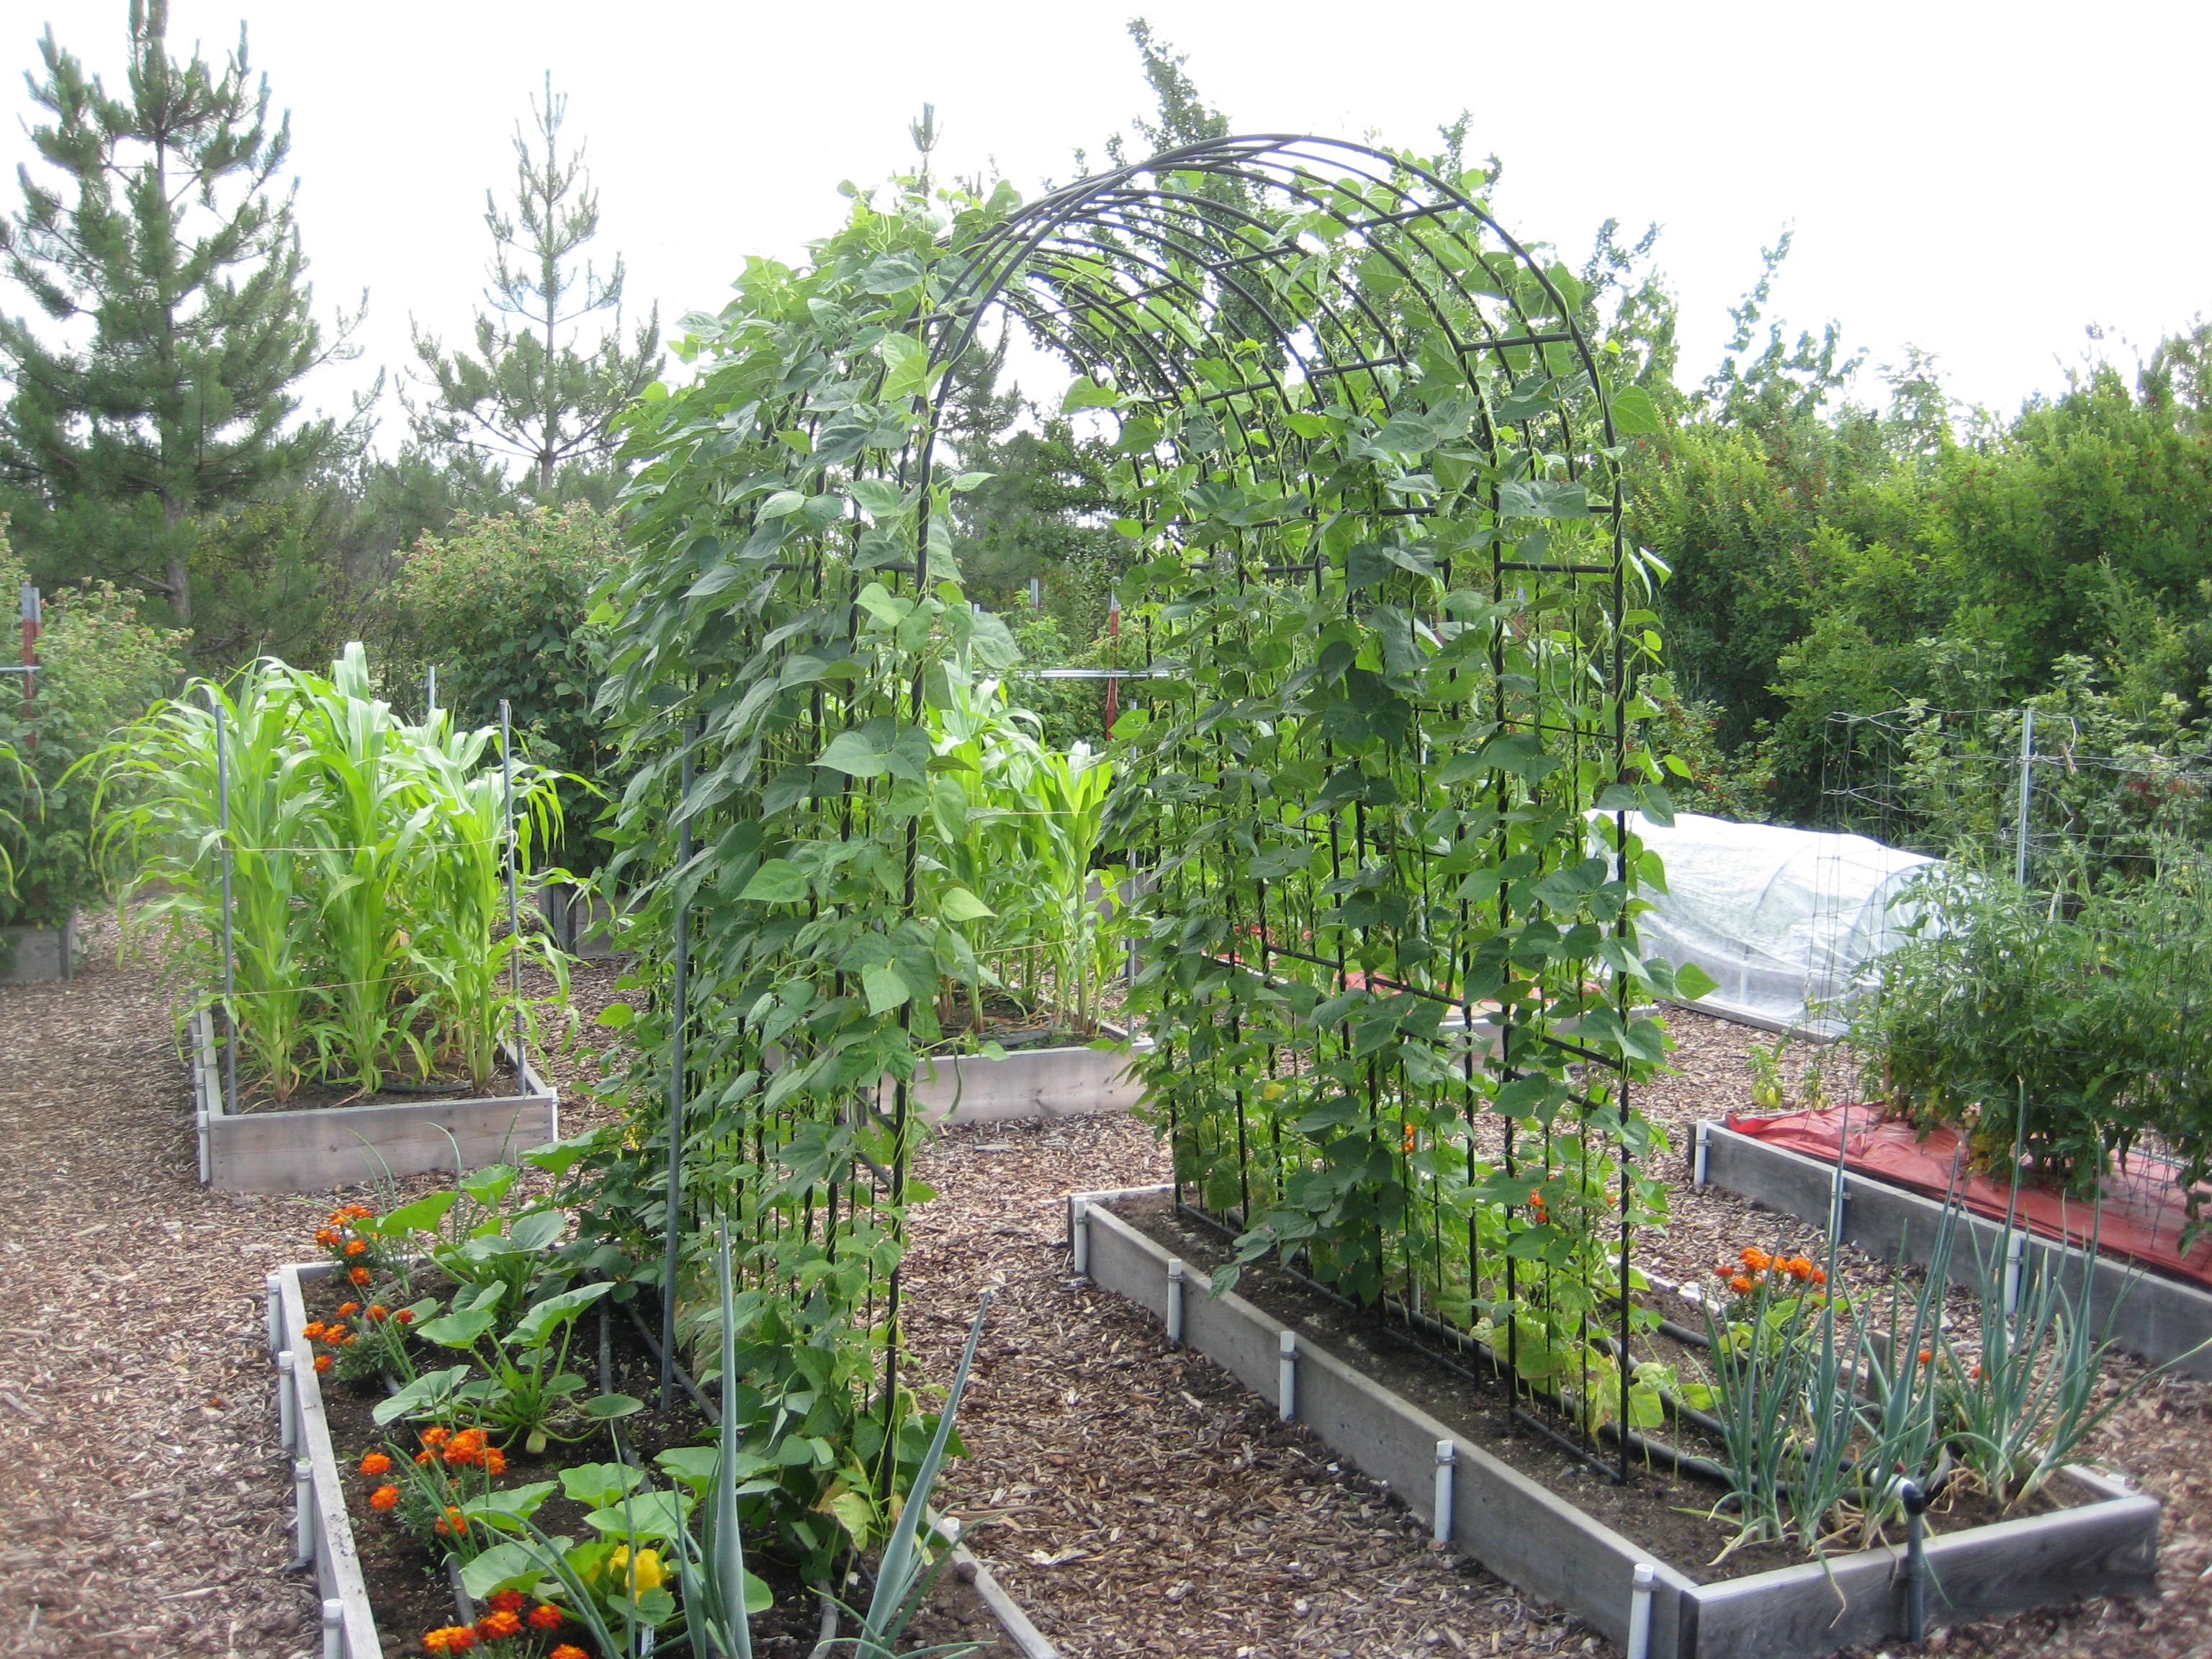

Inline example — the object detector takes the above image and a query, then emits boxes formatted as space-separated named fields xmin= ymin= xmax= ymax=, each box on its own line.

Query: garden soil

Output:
xmin=1 ymin=931 xmax=2208 ymax=1659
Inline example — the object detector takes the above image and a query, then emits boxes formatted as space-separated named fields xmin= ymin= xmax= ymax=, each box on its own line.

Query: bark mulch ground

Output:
xmin=3 ymin=935 xmax=2208 ymax=1658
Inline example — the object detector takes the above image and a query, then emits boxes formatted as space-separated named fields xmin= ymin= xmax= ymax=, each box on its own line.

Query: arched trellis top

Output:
xmin=904 ymin=134 xmax=1625 ymax=594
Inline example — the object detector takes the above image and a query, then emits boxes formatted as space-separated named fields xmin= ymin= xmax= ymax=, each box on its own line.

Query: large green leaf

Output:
xmin=738 ymin=858 xmax=808 ymax=902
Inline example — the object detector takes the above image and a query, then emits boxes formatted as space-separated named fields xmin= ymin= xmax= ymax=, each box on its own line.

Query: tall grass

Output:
xmin=102 ymin=643 xmax=568 ymax=1099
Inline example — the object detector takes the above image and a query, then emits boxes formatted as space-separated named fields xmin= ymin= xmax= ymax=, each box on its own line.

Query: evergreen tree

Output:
xmin=0 ymin=0 xmax=351 ymax=628
xmin=406 ymin=76 xmax=662 ymax=502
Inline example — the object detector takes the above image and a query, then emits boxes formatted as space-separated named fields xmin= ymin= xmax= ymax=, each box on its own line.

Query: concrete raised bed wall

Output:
xmin=193 ymin=1013 xmax=558 ymax=1193
xmin=0 ymin=913 xmax=76 ymax=983
xmin=1698 ymin=1119 xmax=2212 ymax=1382
xmin=900 ymin=1035 xmax=1152 ymax=1125
xmin=1071 ymin=1187 xmax=2161 ymax=1659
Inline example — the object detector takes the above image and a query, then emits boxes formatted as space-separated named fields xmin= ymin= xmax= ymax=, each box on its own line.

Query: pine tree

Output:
xmin=0 ymin=0 xmax=349 ymax=627
xmin=406 ymin=77 xmax=661 ymax=501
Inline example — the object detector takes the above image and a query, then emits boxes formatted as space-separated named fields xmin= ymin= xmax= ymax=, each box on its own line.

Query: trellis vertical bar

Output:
xmin=425 ymin=664 xmax=438 ymax=719
xmin=2015 ymin=708 xmax=2036 ymax=887
xmin=207 ymin=685 xmax=238 ymax=1119
xmin=500 ymin=700 xmax=525 ymax=1078
xmin=659 ymin=724 xmax=696 ymax=1414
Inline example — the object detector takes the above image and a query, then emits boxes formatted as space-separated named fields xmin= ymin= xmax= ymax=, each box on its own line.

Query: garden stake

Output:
xmin=1166 ymin=1256 xmax=1184 ymax=1347
xmin=658 ymin=724 xmax=695 ymax=1414
xmin=1626 ymin=1563 xmax=1655 ymax=1659
xmin=2005 ymin=1228 xmax=2026 ymax=1321
xmin=1070 ymin=1197 xmax=1089 ymax=1277
xmin=424 ymin=662 xmax=436 ymax=719
xmin=1278 ymin=1329 xmax=1297 ymax=1421
xmin=1693 ymin=1120 xmax=1710 ymax=1187
xmin=320 ymin=1598 xmax=342 ymax=1659
xmin=1432 ymin=1439 xmax=1455 ymax=1545
xmin=1900 ymin=1477 xmax=1930 ymax=1641
xmin=499 ymin=699 xmax=524 ymax=1079
xmin=2015 ymin=706 xmax=2036 ymax=886
xmin=207 ymin=685 xmax=238 ymax=1119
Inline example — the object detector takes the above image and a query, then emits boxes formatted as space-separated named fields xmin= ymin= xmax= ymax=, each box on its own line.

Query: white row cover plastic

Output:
xmin=1601 ymin=811 xmax=1941 ymax=1038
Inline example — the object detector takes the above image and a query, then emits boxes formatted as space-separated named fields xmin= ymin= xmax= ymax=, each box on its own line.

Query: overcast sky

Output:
xmin=6 ymin=0 xmax=2208 ymax=447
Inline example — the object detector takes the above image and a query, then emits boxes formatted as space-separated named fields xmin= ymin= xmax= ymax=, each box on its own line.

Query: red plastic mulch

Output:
xmin=1725 ymin=1104 xmax=2212 ymax=1290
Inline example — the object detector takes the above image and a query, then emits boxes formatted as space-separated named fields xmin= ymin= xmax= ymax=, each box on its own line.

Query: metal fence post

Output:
xmin=1277 ymin=1329 xmax=1297 ymax=1421
xmin=207 ymin=686 xmax=238 ymax=1118
xmin=2014 ymin=707 xmax=2036 ymax=887
xmin=657 ymin=724 xmax=695 ymax=1414
xmin=1166 ymin=1257 xmax=1185 ymax=1347
xmin=499 ymin=701 xmax=526 ymax=1082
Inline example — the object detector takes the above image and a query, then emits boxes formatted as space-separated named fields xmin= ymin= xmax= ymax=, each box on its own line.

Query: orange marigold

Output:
xmin=415 ymin=1450 xmax=436 ymax=1467
xmin=394 ymin=1308 xmax=415 ymax=1324
xmin=1809 ymin=1267 xmax=1827 ymax=1286
xmin=420 ymin=1427 xmax=451 ymax=1448
xmin=349 ymin=1265 xmax=372 ymax=1286
xmin=1729 ymin=1274 xmax=1755 ymax=1295
xmin=366 ymin=1305 xmax=390 ymax=1321
xmin=1917 ymin=1349 xmax=1934 ymax=1365
xmin=338 ymin=1302 xmax=361 ymax=1317
xmin=485 ymin=1589 xmax=526 ymax=1614
xmin=482 ymin=1447 xmax=508 ymax=1477
xmin=422 ymin=1628 xmax=477 ymax=1654
xmin=527 ymin=1604 xmax=564 ymax=1631
xmin=1740 ymin=1247 xmax=1771 ymax=1271
xmin=302 ymin=1321 xmax=328 ymax=1341
xmin=344 ymin=1239 xmax=369 ymax=1256
xmin=360 ymin=1452 xmax=392 ymax=1476
xmin=369 ymin=1485 xmax=401 ymax=1511
xmin=324 ymin=1323 xmax=348 ymax=1341
xmin=550 ymin=1647 xmax=588 ymax=1659
xmin=314 ymin=1354 xmax=333 ymax=1374
xmin=476 ymin=1610 xmax=523 ymax=1640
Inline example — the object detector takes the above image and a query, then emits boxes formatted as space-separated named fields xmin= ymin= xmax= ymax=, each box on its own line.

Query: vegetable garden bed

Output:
xmin=1071 ymin=1186 xmax=2163 ymax=1659
xmin=1696 ymin=1118 xmax=2212 ymax=1382
xmin=0 ymin=914 xmax=76 ymax=983
xmin=194 ymin=1008 xmax=559 ymax=1193
xmin=268 ymin=1256 xmax=1056 ymax=1659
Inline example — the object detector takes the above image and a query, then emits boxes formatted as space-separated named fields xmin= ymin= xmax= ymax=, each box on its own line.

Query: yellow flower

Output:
xmin=608 ymin=1545 xmax=668 ymax=1593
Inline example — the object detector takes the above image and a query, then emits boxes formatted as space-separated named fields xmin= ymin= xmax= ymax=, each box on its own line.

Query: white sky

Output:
xmin=6 ymin=0 xmax=2209 ymax=446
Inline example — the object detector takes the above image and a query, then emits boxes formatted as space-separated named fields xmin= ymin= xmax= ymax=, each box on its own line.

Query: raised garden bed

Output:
xmin=1068 ymin=1184 xmax=2162 ymax=1659
xmin=194 ymin=1010 xmax=558 ymax=1193
xmin=895 ymin=1030 xmax=1151 ymax=1127
xmin=0 ymin=913 xmax=76 ymax=984
xmin=266 ymin=1258 xmax=1061 ymax=1659
xmin=1696 ymin=1117 xmax=2212 ymax=1382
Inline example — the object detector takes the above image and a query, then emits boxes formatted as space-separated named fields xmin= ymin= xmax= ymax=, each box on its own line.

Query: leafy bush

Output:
xmin=0 ymin=519 xmax=185 ymax=929
xmin=385 ymin=505 xmax=626 ymax=868
xmin=1856 ymin=857 xmax=2212 ymax=1227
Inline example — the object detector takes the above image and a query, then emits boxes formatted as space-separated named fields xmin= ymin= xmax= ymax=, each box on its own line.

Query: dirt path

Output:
xmin=1 ymin=935 xmax=2203 ymax=1659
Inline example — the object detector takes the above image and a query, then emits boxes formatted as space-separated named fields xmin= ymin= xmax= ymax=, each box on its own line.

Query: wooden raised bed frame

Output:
xmin=264 ymin=1259 xmax=1061 ymax=1659
xmin=192 ymin=1010 xmax=559 ymax=1193
xmin=1069 ymin=1186 xmax=2161 ymax=1659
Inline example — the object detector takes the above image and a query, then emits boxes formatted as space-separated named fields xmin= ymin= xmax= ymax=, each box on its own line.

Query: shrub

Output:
xmin=0 ymin=518 xmax=185 ymax=929
xmin=384 ymin=505 xmax=625 ymax=868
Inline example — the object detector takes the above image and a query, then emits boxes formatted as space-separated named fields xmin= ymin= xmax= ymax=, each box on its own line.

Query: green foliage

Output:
xmin=405 ymin=76 xmax=662 ymax=500
xmin=385 ymin=504 xmax=626 ymax=867
xmin=0 ymin=521 xmax=185 ymax=927
xmin=0 ymin=0 xmax=354 ymax=629
xmin=1854 ymin=860 xmax=2212 ymax=1228
xmin=102 ymin=643 xmax=569 ymax=1094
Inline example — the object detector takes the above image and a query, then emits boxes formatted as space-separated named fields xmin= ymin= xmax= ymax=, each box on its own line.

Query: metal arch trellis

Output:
xmin=613 ymin=133 xmax=1682 ymax=1516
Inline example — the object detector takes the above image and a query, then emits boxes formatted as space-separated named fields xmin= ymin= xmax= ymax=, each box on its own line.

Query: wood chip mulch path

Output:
xmin=3 ymin=935 xmax=2208 ymax=1658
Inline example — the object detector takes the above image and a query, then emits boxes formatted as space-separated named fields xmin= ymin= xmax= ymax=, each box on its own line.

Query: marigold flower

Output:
xmin=1917 ymin=1349 xmax=1934 ymax=1365
xmin=370 ymin=1485 xmax=400 ymax=1511
xmin=1970 ymin=1363 xmax=1984 ymax=1380
xmin=527 ymin=1604 xmax=565 ymax=1631
xmin=477 ymin=1610 xmax=523 ymax=1640
xmin=1712 ymin=1265 xmax=1730 ymax=1280
xmin=315 ymin=1354 xmax=333 ymax=1374
xmin=324 ymin=1322 xmax=348 ymax=1341
xmin=1729 ymin=1274 xmax=1755 ymax=1295
xmin=416 ymin=1449 xmax=437 ymax=1466
xmin=345 ymin=1239 xmax=369 ymax=1256
xmin=1740 ymin=1247 xmax=1771 ymax=1271
xmin=315 ymin=1228 xmax=341 ymax=1248
xmin=366 ymin=1305 xmax=390 ymax=1321
xmin=422 ymin=1627 xmax=477 ymax=1654
xmin=550 ymin=1647 xmax=588 ymax=1659
xmin=360 ymin=1452 xmax=392 ymax=1476
xmin=1809 ymin=1267 xmax=1827 ymax=1286
xmin=394 ymin=1308 xmax=415 ymax=1324
xmin=421 ymin=1427 xmax=451 ymax=1448
xmin=486 ymin=1589 xmax=526 ymax=1614
xmin=302 ymin=1321 xmax=328 ymax=1341
xmin=482 ymin=1447 xmax=507 ymax=1476
xmin=349 ymin=1265 xmax=372 ymax=1286
xmin=338 ymin=1302 xmax=361 ymax=1317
